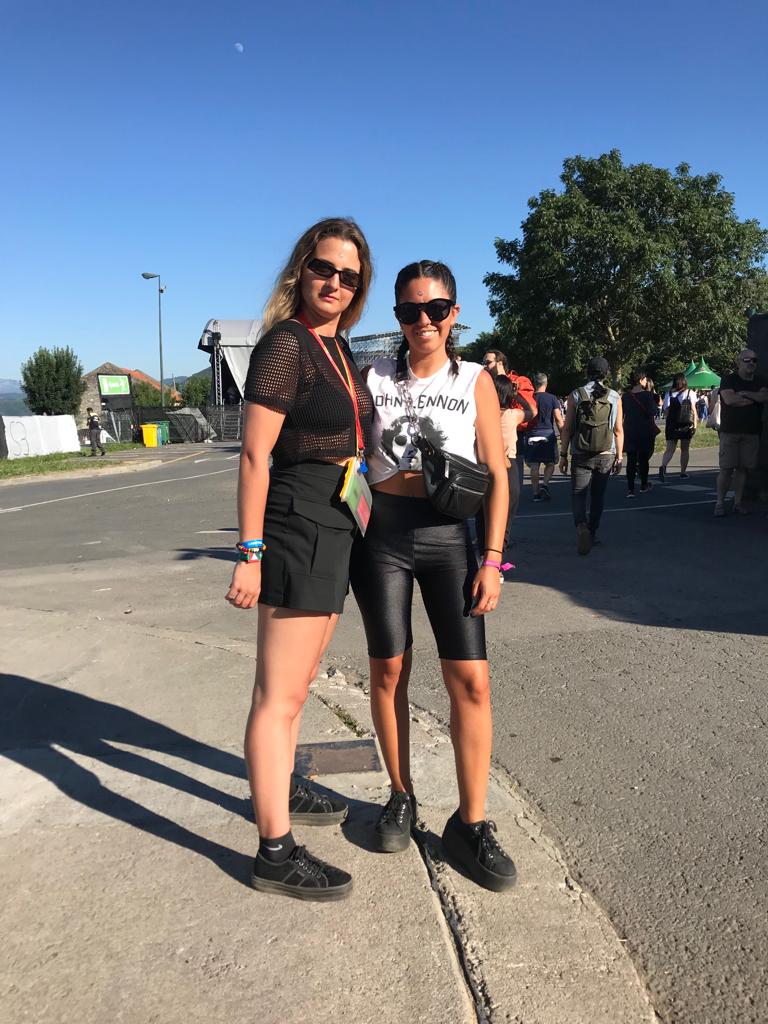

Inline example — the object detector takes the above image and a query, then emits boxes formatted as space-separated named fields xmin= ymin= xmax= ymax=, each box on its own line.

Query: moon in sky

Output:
xmin=234 ymin=42 xmax=244 ymax=53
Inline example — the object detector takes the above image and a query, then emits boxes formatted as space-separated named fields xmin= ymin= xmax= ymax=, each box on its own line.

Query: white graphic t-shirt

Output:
xmin=366 ymin=355 xmax=483 ymax=485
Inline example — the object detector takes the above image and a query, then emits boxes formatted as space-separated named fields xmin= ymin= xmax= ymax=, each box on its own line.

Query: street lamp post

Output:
xmin=141 ymin=272 xmax=165 ymax=407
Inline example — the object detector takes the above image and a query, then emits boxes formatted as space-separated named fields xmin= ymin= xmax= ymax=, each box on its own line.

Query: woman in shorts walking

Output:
xmin=226 ymin=218 xmax=373 ymax=901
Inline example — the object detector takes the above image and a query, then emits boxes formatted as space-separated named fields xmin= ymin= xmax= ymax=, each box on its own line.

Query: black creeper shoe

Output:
xmin=441 ymin=811 xmax=517 ymax=892
xmin=289 ymin=775 xmax=348 ymax=826
xmin=250 ymin=846 xmax=352 ymax=902
xmin=375 ymin=790 xmax=414 ymax=852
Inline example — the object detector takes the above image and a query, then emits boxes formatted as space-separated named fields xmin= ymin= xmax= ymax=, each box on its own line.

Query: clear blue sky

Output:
xmin=2 ymin=0 xmax=767 ymax=382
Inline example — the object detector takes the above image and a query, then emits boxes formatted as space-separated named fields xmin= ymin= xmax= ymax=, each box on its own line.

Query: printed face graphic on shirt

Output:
xmin=380 ymin=414 xmax=447 ymax=471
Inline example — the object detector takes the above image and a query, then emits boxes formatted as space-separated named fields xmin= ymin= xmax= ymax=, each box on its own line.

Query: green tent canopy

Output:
xmin=660 ymin=357 xmax=720 ymax=391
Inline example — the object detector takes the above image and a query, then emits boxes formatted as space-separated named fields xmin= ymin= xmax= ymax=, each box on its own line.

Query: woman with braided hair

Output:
xmin=349 ymin=260 xmax=517 ymax=892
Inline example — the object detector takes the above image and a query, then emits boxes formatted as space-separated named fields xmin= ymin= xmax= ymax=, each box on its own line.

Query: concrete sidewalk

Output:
xmin=0 ymin=608 xmax=656 ymax=1024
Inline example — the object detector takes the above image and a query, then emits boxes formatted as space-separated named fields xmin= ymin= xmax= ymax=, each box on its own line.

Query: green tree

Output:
xmin=182 ymin=374 xmax=210 ymax=407
xmin=131 ymin=380 xmax=162 ymax=406
xmin=20 ymin=346 xmax=87 ymax=415
xmin=485 ymin=151 xmax=768 ymax=391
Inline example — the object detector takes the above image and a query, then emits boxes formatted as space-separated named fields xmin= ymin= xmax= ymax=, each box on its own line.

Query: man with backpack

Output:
xmin=558 ymin=357 xmax=623 ymax=555
xmin=85 ymin=407 xmax=106 ymax=457
xmin=659 ymin=374 xmax=698 ymax=480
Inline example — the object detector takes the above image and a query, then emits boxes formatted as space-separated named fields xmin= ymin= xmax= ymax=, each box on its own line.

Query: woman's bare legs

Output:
xmin=680 ymin=438 xmax=691 ymax=473
xmin=661 ymin=439 xmax=677 ymax=471
xmin=369 ymin=650 xmax=414 ymax=794
xmin=245 ymin=606 xmax=333 ymax=837
xmin=441 ymin=659 xmax=492 ymax=823
xmin=288 ymin=613 xmax=339 ymax=771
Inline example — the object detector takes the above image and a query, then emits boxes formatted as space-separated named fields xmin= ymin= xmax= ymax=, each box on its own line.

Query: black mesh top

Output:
xmin=243 ymin=319 xmax=373 ymax=467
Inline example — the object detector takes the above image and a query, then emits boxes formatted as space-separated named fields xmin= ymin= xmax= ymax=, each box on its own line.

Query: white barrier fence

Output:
xmin=1 ymin=415 xmax=80 ymax=460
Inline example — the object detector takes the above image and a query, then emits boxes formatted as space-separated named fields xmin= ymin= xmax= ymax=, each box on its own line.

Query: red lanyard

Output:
xmin=296 ymin=315 xmax=365 ymax=458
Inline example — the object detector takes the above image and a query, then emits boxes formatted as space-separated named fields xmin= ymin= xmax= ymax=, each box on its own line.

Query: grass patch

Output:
xmin=0 ymin=444 xmax=142 ymax=480
xmin=653 ymin=428 xmax=719 ymax=453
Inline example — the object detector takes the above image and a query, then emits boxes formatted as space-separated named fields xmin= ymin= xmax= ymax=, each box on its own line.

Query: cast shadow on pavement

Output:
xmin=512 ymin=466 xmax=768 ymax=637
xmin=174 ymin=546 xmax=237 ymax=562
xmin=0 ymin=674 xmax=252 ymax=887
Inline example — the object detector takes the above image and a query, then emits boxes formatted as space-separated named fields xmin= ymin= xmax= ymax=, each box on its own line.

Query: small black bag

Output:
xmin=416 ymin=437 xmax=489 ymax=520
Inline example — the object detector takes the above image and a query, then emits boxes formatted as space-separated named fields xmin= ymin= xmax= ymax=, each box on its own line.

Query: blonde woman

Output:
xmin=226 ymin=218 xmax=373 ymax=900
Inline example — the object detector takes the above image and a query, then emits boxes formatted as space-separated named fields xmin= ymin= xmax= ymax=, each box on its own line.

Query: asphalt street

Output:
xmin=1 ymin=442 xmax=766 ymax=1024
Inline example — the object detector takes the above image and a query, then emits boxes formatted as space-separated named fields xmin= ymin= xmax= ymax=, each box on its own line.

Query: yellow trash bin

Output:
xmin=141 ymin=423 xmax=159 ymax=448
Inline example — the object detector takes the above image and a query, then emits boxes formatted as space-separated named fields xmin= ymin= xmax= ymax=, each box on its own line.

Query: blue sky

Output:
xmin=2 ymin=0 xmax=767 ymax=382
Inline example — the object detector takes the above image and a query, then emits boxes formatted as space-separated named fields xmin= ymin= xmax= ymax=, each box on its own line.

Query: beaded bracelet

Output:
xmin=482 ymin=559 xmax=502 ymax=569
xmin=236 ymin=540 xmax=266 ymax=562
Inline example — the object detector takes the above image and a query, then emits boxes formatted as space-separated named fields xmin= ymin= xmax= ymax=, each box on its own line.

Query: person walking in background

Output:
xmin=524 ymin=372 xmax=564 ymax=500
xmin=622 ymin=369 xmax=659 ymax=496
xmin=714 ymin=349 xmax=768 ymax=517
xmin=558 ymin=357 xmax=623 ymax=555
xmin=659 ymin=374 xmax=697 ymax=480
xmin=482 ymin=349 xmax=537 ymax=493
xmin=85 ymin=407 xmax=106 ymax=457
xmin=476 ymin=373 xmax=524 ymax=578
xmin=226 ymin=217 xmax=373 ymax=901
xmin=352 ymin=260 xmax=516 ymax=893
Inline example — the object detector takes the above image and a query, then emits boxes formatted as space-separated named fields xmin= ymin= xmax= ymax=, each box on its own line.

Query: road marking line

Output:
xmin=227 ymin=454 xmax=240 ymax=460
xmin=81 ymin=540 xmax=102 ymax=545
xmin=517 ymin=498 xmax=716 ymax=519
xmin=0 ymin=467 xmax=236 ymax=514
xmin=193 ymin=458 xmax=210 ymax=464
xmin=196 ymin=529 xmax=237 ymax=534
xmin=160 ymin=451 xmax=201 ymax=466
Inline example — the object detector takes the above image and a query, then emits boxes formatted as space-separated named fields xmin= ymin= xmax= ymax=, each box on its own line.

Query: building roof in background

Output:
xmin=122 ymin=367 xmax=181 ymax=400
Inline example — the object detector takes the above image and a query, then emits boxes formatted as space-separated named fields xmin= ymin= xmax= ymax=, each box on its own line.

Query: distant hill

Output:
xmin=163 ymin=367 xmax=211 ymax=388
xmin=0 ymin=395 xmax=30 ymax=416
xmin=0 ymin=379 xmax=22 ymax=395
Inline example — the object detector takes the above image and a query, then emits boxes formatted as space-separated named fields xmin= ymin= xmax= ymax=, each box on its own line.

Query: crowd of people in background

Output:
xmin=479 ymin=345 xmax=767 ymax=555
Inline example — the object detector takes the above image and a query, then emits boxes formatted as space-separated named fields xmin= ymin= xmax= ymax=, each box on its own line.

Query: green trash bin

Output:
xmin=150 ymin=421 xmax=170 ymax=445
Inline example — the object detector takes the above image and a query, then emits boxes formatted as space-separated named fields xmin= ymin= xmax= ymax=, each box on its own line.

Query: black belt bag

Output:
xmin=417 ymin=437 xmax=489 ymax=519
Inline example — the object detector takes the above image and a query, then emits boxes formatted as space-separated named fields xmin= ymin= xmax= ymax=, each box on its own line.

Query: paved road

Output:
xmin=2 ymin=443 xmax=766 ymax=1024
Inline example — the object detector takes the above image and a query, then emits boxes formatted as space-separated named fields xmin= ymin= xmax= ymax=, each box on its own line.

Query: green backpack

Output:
xmin=574 ymin=385 xmax=614 ymax=454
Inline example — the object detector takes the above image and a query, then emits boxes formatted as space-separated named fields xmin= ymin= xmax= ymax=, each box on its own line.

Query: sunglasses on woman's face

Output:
xmin=306 ymin=257 xmax=360 ymax=290
xmin=393 ymin=298 xmax=454 ymax=325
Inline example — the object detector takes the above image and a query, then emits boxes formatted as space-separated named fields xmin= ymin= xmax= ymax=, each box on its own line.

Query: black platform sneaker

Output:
xmin=250 ymin=846 xmax=352 ymax=901
xmin=441 ymin=811 xmax=517 ymax=892
xmin=375 ymin=790 xmax=415 ymax=853
xmin=289 ymin=776 xmax=348 ymax=826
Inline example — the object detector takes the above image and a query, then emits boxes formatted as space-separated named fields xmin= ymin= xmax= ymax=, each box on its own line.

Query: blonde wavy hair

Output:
xmin=262 ymin=217 xmax=372 ymax=335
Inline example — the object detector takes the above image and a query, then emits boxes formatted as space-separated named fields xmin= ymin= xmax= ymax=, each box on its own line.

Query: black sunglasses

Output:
xmin=306 ymin=257 xmax=360 ymax=290
xmin=393 ymin=298 xmax=454 ymax=325
xmin=741 ymin=356 xmax=757 ymax=364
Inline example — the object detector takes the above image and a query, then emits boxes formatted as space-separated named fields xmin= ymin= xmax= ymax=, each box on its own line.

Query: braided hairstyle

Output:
xmin=394 ymin=260 xmax=459 ymax=381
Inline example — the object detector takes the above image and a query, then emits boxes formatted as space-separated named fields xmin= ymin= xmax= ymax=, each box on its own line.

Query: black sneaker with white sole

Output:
xmin=250 ymin=845 xmax=352 ymax=901
xmin=375 ymin=790 xmax=414 ymax=852
xmin=289 ymin=776 xmax=348 ymax=826
xmin=441 ymin=811 xmax=517 ymax=892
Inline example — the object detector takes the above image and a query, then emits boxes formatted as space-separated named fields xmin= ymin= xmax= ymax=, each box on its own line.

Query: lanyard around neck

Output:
xmin=295 ymin=315 xmax=365 ymax=457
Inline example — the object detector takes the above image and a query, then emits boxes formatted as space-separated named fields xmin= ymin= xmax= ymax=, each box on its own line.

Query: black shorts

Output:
xmin=523 ymin=433 xmax=557 ymax=465
xmin=259 ymin=462 xmax=356 ymax=615
xmin=349 ymin=492 xmax=486 ymax=661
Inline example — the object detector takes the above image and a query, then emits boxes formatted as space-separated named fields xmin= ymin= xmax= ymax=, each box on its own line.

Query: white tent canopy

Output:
xmin=198 ymin=319 xmax=262 ymax=403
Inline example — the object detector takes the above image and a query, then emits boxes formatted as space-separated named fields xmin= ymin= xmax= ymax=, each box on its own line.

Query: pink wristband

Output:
xmin=482 ymin=559 xmax=501 ymax=569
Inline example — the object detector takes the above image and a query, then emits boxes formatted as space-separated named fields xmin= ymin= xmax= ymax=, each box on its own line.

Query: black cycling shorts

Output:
xmin=349 ymin=491 xmax=486 ymax=661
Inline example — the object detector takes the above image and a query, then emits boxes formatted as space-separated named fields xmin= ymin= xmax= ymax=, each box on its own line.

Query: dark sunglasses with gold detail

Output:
xmin=393 ymin=298 xmax=454 ymax=325
xmin=306 ymin=257 xmax=360 ymax=291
